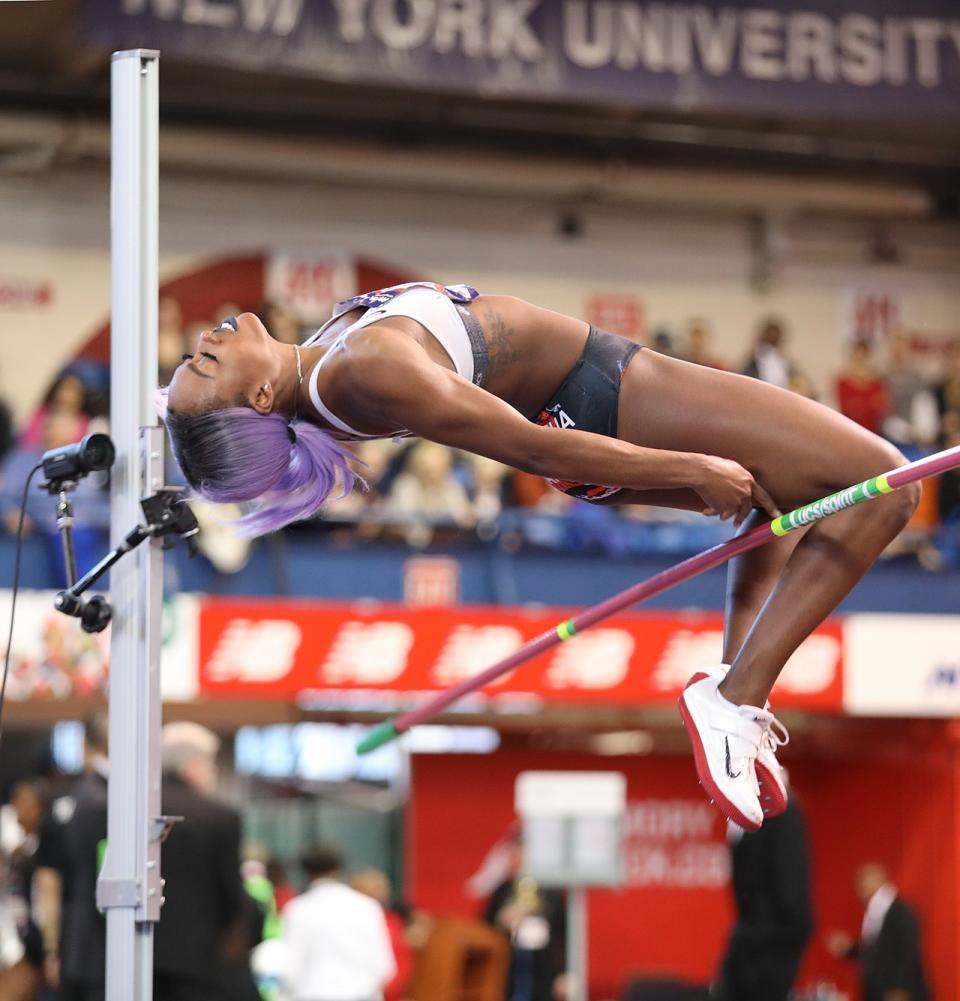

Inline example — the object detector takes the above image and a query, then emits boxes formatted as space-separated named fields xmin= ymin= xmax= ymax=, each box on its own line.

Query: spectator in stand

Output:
xmin=742 ymin=317 xmax=796 ymax=389
xmin=684 ymin=320 xmax=728 ymax=370
xmin=282 ymin=842 xmax=395 ymax=1001
xmin=259 ymin=302 xmax=303 ymax=346
xmin=827 ymin=862 xmax=930 ymax=1001
xmin=0 ymin=411 xmax=110 ymax=581
xmin=350 ymin=868 xmax=413 ymax=1001
xmin=319 ymin=439 xmax=406 ymax=532
xmin=934 ymin=338 xmax=960 ymax=428
xmin=213 ymin=302 xmax=244 ymax=328
xmin=650 ymin=326 xmax=679 ymax=358
xmin=787 ymin=371 xmax=819 ymax=401
xmin=883 ymin=332 xmax=939 ymax=449
xmin=935 ymin=412 xmax=960 ymax=570
xmin=18 ymin=373 xmax=93 ymax=450
xmin=509 ymin=470 xmax=555 ymax=509
xmin=468 ymin=455 xmax=510 ymax=530
xmin=939 ymin=412 xmax=960 ymax=523
xmin=0 ymin=371 xmax=13 ymax=464
xmin=158 ymin=296 xmax=188 ymax=385
xmin=835 ymin=338 xmax=891 ymax=436
xmin=383 ymin=442 xmax=475 ymax=546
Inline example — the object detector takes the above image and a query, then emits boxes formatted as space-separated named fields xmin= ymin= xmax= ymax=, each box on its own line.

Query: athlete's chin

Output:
xmin=241 ymin=311 xmax=273 ymax=343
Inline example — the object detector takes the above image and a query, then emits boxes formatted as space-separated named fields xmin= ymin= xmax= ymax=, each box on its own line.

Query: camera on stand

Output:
xmin=43 ymin=433 xmax=199 ymax=634
xmin=40 ymin=433 xmax=116 ymax=489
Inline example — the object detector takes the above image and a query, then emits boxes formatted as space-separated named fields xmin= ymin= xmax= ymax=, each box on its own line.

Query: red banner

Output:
xmin=198 ymin=601 xmax=842 ymax=711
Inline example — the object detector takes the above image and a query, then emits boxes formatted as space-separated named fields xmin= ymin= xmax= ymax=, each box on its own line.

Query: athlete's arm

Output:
xmin=333 ymin=329 xmax=778 ymax=523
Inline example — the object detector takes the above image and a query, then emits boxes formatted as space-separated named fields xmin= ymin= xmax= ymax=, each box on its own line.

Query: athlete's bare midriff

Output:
xmin=465 ymin=295 xmax=590 ymax=416
xmin=324 ymin=294 xmax=590 ymax=420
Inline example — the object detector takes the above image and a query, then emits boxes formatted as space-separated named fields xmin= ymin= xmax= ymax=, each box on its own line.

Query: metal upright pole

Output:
xmin=99 ymin=49 xmax=162 ymax=1001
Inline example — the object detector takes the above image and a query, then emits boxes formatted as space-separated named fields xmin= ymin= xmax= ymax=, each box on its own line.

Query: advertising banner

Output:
xmin=844 ymin=613 xmax=960 ymax=717
xmin=197 ymin=599 xmax=844 ymax=710
xmin=80 ymin=0 xmax=960 ymax=120
xmin=12 ymin=586 xmax=960 ymax=718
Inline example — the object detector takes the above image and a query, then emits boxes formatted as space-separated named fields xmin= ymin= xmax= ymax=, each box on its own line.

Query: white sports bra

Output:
xmin=302 ymin=283 xmax=484 ymax=441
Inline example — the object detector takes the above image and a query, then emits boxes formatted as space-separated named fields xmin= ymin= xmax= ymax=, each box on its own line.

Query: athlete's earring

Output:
xmin=253 ymin=381 xmax=274 ymax=415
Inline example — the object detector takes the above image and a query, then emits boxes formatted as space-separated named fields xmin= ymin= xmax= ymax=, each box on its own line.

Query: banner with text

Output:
xmin=197 ymin=600 xmax=844 ymax=710
xmin=81 ymin=0 xmax=960 ymax=120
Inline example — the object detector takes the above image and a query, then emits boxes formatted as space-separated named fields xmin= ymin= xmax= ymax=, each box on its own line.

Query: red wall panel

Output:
xmin=408 ymin=740 xmax=960 ymax=1000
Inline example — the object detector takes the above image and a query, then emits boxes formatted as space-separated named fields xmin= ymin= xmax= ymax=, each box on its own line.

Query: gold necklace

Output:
xmin=293 ymin=343 xmax=303 ymax=420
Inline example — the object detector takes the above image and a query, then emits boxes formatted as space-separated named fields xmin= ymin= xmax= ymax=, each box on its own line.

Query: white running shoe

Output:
xmin=679 ymin=671 xmax=769 ymax=831
xmin=687 ymin=667 xmax=790 ymax=819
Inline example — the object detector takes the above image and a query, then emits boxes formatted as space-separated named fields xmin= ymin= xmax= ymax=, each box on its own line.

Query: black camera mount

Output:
xmin=45 ymin=434 xmax=199 ymax=633
xmin=53 ymin=488 xmax=199 ymax=633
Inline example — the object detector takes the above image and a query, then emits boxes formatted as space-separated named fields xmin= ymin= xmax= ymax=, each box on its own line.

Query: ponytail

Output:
xmin=157 ymin=387 xmax=362 ymax=537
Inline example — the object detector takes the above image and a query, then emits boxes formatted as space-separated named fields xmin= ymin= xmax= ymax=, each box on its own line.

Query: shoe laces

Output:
xmin=761 ymin=714 xmax=790 ymax=756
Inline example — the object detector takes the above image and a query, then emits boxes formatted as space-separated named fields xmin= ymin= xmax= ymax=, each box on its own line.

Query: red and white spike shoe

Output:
xmin=686 ymin=667 xmax=789 ymax=819
xmin=679 ymin=671 xmax=767 ymax=832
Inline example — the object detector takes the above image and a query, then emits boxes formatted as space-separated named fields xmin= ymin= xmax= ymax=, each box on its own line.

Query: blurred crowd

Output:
xmin=0 ymin=716 xmax=559 ymax=1001
xmin=0 ymin=720 xmax=931 ymax=1001
xmin=2 ymin=299 xmax=960 ymax=579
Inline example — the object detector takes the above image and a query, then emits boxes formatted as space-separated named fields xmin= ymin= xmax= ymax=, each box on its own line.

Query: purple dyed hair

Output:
xmin=157 ymin=386 xmax=361 ymax=536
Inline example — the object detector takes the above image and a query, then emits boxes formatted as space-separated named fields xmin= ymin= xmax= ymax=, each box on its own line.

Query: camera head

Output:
xmin=41 ymin=433 xmax=115 ymax=491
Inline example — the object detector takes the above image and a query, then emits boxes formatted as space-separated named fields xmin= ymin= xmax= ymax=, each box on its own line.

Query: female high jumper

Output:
xmin=160 ymin=282 xmax=919 ymax=831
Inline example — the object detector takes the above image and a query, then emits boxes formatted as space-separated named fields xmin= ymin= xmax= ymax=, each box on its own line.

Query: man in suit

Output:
xmin=714 ymin=792 xmax=813 ymax=1001
xmin=827 ymin=862 xmax=931 ymax=1001
xmin=154 ymin=722 xmax=253 ymax=1001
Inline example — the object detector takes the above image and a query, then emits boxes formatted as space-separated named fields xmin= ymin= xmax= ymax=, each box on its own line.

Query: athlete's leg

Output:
xmin=601 ymin=493 xmax=802 ymax=670
xmin=721 ymin=512 xmax=805 ymax=666
xmin=595 ymin=489 xmax=802 ymax=666
xmin=615 ymin=350 xmax=920 ymax=707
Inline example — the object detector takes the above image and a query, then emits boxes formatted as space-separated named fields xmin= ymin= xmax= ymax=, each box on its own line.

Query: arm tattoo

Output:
xmin=481 ymin=303 xmax=525 ymax=379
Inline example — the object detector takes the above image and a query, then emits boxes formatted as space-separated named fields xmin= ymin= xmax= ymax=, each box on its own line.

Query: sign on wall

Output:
xmin=265 ymin=253 xmax=355 ymax=324
xmin=80 ymin=0 xmax=960 ymax=120
xmin=0 ymin=277 xmax=53 ymax=309
xmin=584 ymin=292 xmax=645 ymax=340
xmin=841 ymin=286 xmax=904 ymax=344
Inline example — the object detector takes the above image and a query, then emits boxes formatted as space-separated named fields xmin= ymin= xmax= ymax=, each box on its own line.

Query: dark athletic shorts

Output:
xmin=533 ymin=325 xmax=641 ymax=501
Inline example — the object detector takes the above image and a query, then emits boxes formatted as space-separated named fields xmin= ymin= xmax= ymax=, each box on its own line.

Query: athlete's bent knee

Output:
xmin=865 ymin=440 xmax=920 ymax=529
xmin=893 ymin=478 xmax=922 ymax=522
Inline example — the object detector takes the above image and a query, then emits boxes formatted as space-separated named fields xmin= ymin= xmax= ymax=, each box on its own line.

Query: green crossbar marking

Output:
xmin=356 ymin=722 xmax=399 ymax=755
xmin=771 ymin=471 xmax=900 ymax=538
xmin=556 ymin=620 xmax=576 ymax=641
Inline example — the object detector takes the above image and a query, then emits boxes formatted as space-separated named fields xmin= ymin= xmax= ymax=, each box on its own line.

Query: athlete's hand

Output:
xmin=695 ymin=455 xmax=781 ymax=526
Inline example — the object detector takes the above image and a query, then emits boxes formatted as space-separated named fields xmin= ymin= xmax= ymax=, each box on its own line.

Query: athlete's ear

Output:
xmin=253 ymin=381 xmax=274 ymax=415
